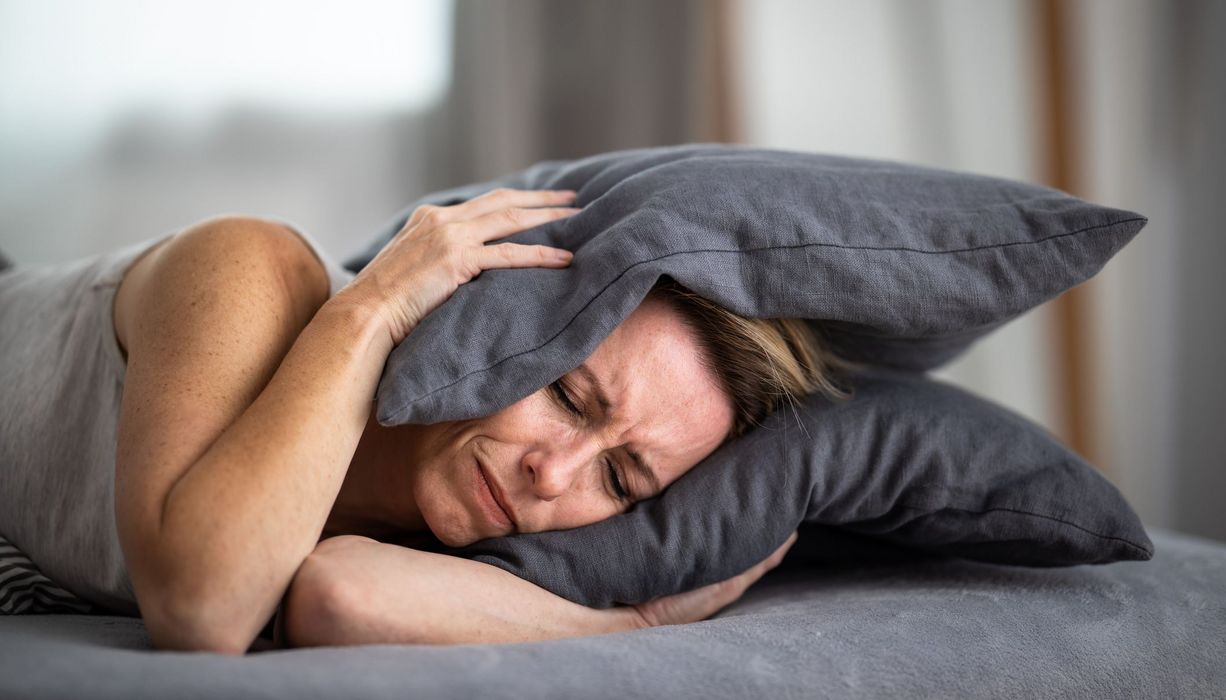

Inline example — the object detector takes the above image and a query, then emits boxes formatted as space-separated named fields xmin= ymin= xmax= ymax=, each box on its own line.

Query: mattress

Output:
xmin=2 ymin=528 xmax=1223 ymax=699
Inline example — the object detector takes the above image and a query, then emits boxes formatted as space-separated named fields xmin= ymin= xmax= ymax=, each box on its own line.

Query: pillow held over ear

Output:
xmin=342 ymin=144 xmax=1151 ymax=606
xmin=343 ymin=143 xmax=1147 ymax=427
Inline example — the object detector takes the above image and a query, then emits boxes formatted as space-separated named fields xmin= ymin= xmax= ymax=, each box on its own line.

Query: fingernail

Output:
xmin=556 ymin=249 xmax=574 ymax=260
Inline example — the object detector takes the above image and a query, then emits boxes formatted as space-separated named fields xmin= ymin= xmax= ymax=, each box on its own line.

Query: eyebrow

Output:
xmin=575 ymin=362 xmax=663 ymax=497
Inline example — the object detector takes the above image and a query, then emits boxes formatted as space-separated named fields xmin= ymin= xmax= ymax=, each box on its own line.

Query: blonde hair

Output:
xmin=646 ymin=277 xmax=858 ymax=441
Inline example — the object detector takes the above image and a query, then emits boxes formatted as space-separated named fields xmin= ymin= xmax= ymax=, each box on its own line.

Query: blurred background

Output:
xmin=1 ymin=0 xmax=1222 ymax=541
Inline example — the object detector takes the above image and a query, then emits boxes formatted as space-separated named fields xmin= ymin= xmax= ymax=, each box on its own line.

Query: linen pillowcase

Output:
xmin=446 ymin=368 xmax=1154 ymax=608
xmin=342 ymin=143 xmax=1148 ymax=427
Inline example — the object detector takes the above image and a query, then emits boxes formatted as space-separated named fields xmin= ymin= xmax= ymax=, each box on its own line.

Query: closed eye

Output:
xmin=549 ymin=379 xmax=582 ymax=416
xmin=548 ymin=379 xmax=631 ymax=503
xmin=607 ymin=460 xmax=629 ymax=501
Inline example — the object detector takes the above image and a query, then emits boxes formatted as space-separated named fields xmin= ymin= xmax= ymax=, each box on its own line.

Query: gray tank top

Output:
xmin=0 ymin=224 xmax=355 ymax=614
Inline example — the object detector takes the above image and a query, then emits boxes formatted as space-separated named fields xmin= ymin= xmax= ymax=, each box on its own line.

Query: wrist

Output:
xmin=328 ymin=278 xmax=425 ymax=346
xmin=319 ymin=290 xmax=398 ymax=356
xmin=587 ymin=605 xmax=651 ymax=636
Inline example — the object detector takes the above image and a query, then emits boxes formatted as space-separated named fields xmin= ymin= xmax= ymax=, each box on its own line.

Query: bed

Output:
xmin=6 ymin=145 xmax=1215 ymax=697
xmin=2 ymin=528 xmax=1222 ymax=699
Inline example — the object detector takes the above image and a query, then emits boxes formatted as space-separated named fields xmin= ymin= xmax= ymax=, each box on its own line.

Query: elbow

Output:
xmin=136 ymin=567 xmax=285 ymax=654
xmin=122 ymin=529 xmax=314 ymax=653
xmin=136 ymin=535 xmax=371 ymax=651
xmin=141 ymin=593 xmax=257 ymax=655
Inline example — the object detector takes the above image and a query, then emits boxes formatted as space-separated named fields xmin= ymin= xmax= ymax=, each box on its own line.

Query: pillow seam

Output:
xmin=895 ymin=503 xmax=1153 ymax=556
xmin=399 ymin=216 xmax=1144 ymax=412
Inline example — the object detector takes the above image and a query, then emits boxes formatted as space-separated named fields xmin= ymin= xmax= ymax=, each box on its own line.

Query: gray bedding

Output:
xmin=2 ymin=529 xmax=1223 ymax=699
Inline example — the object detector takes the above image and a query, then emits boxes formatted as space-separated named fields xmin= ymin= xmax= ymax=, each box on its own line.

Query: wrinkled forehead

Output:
xmin=586 ymin=297 xmax=735 ymax=478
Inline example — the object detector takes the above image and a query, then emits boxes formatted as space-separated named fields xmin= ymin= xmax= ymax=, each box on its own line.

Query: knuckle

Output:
xmin=415 ymin=204 xmax=445 ymax=227
xmin=500 ymin=207 xmax=525 ymax=226
xmin=447 ymin=245 xmax=478 ymax=279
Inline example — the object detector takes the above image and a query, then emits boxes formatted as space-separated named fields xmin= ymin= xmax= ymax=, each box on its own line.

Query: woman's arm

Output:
xmin=115 ymin=217 xmax=391 ymax=654
xmin=114 ymin=192 xmax=579 ymax=654
xmin=280 ymin=533 xmax=797 ymax=647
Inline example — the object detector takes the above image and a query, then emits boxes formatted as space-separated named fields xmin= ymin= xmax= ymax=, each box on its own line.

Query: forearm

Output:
xmin=155 ymin=295 xmax=394 ymax=645
xmin=283 ymin=536 xmax=645 ymax=647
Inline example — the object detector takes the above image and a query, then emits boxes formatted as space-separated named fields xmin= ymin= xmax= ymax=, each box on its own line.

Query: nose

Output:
xmin=523 ymin=434 xmax=601 ymax=500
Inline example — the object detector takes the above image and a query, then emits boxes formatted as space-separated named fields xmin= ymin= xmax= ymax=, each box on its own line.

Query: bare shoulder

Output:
xmin=114 ymin=216 xmax=330 ymax=358
xmin=113 ymin=215 xmax=333 ymax=567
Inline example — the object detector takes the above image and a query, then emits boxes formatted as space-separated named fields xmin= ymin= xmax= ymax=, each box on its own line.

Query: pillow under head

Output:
xmin=344 ymin=144 xmax=1147 ymax=427
xmin=447 ymin=368 xmax=1154 ymax=608
xmin=343 ymin=144 xmax=1151 ymax=605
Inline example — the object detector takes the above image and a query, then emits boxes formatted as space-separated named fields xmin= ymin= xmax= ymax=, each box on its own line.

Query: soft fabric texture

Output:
xmin=1 ymin=529 xmax=1220 ymax=700
xmin=0 ymin=534 xmax=92 ymax=615
xmin=342 ymin=143 xmax=1148 ymax=426
xmin=0 ymin=225 xmax=354 ymax=615
xmin=449 ymin=368 xmax=1153 ymax=607
xmin=341 ymin=144 xmax=1149 ymax=605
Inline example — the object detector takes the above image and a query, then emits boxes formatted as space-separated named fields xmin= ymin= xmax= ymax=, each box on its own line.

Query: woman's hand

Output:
xmin=629 ymin=531 xmax=799 ymax=629
xmin=338 ymin=188 xmax=581 ymax=345
xmin=282 ymin=533 xmax=798 ymax=648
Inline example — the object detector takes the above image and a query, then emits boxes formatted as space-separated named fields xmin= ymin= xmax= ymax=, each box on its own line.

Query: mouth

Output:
xmin=475 ymin=458 xmax=516 ymax=533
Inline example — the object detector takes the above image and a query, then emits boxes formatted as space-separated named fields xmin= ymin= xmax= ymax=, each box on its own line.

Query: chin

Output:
xmin=419 ymin=504 xmax=478 ymax=549
xmin=433 ymin=529 xmax=474 ymax=548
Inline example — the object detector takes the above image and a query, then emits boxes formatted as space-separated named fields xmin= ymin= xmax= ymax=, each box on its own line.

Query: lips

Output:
xmin=476 ymin=458 xmax=516 ymax=532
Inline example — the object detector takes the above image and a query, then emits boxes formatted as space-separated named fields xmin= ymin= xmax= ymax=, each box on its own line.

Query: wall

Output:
xmin=732 ymin=0 xmax=1058 ymax=435
xmin=731 ymin=0 xmax=1226 ymax=540
xmin=0 ymin=0 xmax=453 ymax=267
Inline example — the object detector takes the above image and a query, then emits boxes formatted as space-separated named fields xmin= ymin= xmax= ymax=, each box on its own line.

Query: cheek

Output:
xmin=411 ymin=468 xmax=468 ymax=546
xmin=546 ymin=489 xmax=623 ymax=531
xmin=483 ymin=393 xmax=549 ymax=432
xmin=482 ymin=391 xmax=576 ymax=449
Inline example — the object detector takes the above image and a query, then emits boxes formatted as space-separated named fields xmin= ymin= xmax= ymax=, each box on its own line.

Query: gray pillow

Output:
xmin=343 ymin=144 xmax=1151 ymax=606
xmin=343 ymin=144 xmax=1148 ymax=426
xmin=448 ymin=368 xmax=1154 ymax=607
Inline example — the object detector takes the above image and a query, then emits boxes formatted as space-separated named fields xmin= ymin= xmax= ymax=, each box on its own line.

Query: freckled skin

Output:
xmin=331 ymin=297 xmax=736 ymax=547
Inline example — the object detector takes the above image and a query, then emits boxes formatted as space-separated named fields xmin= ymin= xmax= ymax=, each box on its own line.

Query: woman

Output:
xmin=0 ymin=188 xmax=847 ymax=654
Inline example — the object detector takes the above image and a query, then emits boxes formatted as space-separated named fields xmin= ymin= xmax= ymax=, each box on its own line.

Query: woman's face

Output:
xmin=397 ymin=296 xmax=735 ymax=547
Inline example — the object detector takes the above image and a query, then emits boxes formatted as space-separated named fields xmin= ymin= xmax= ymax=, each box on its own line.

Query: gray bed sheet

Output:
xmin=2 ymin=528 xmax=1223 ymax=699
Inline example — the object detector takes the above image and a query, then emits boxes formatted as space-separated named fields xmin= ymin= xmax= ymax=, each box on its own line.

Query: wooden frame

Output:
xmin=1036 ymin=0 xmax=1101 ymax=469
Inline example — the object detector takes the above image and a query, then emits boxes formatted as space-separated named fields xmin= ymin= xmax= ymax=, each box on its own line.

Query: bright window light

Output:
xmin=0 ymin=0 xmax=453 ymax=149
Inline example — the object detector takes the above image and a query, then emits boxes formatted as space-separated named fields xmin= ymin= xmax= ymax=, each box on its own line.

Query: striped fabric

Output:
xmin=0 ymin=534 xmax=93 ymax=614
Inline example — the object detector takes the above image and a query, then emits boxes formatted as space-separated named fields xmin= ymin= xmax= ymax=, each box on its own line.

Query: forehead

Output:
xmin=581 ymin=296 xmax=734 ymax=482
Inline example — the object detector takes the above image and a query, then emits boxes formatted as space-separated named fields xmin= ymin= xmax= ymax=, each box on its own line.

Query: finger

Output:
xmin=459 ymin=206 xmax=582 ymax=243
xmin=728 ymin=535 xmax=797 ymax=589
xmin=455 ymin=188 xmax=578 ymax=221
xmin=404 ymin=191 xmax=577 ymax=234
xmin=472 ymin=242 xmax=574 ymax=270
xmin=764 ymin=532 xmax=799 ymax=569
xmin=777 ymin=531 xmax=799 ymax=557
